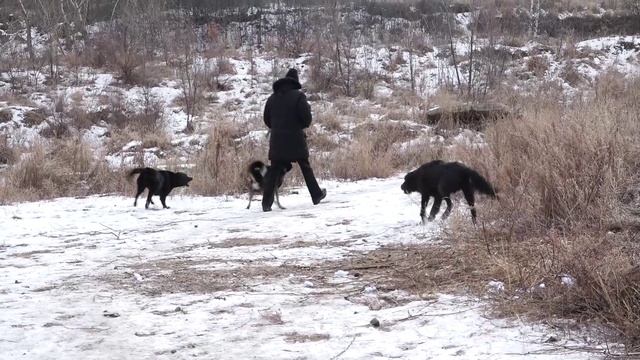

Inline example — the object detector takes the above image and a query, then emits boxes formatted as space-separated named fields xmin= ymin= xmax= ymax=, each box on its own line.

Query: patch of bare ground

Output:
xmin=210 ymin=237 xmax=281 ymax=248
xmin=96 ymin=238 xmax=468 ymax=311
xmin=99 ymin=257 xmax=337 ymax=296
xmin=334 ymin=242 xmax=484 ymax=296
xmin=283 ymin=332 xmax=330 ymax=343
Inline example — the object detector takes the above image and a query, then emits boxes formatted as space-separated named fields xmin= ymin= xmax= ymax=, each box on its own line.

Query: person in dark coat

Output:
xmin=262 ymin=68 xmax=326 ymax=212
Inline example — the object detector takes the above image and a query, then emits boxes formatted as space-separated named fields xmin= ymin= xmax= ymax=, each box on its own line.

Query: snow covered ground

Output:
xmin=0 ymin=177 xmax=615 ymax=359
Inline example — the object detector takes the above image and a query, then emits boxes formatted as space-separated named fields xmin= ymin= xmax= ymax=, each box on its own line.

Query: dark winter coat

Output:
xmin=263 ymin=77 xmax=312 ymax=161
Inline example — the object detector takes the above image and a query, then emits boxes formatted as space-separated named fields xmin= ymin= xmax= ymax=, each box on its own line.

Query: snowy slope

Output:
xmin=0 ymin=177 xmax=615 ymax=359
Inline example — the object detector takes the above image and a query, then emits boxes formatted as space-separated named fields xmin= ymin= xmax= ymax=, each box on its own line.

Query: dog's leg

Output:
xmin=428 ymin=196 xmax=442 ymax=222
xmin=275 ymin=188 xmax=286 ymax=209
xmin=441 ymin=197 xmax=453 ymax=220
xmin=134 ymin=188 xmax=144 ymax=207
xmin=246 ymin=189 xmax=254 ymax=209
xmin=420 ymin=194 xmax=430 ymax=224
xmin=134 ymin=181 xmax=145 ymax=207
xmin=145 ymin=191 xmax=154 ymax=209
xmin=160 ymin=194 xmax=170 ymax=209
xmin=462 ymin=185 xmax=476 ymax=225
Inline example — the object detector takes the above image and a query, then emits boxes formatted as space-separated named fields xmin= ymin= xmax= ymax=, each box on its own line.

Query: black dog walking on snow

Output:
xmin=246 ymin=160 xmax=292 ymax=210
xmin=128 ymin=167 xmax=193 ymax=209
xmin=401 ymin=160 xmax=496 ymax=224
xmin=261 ymin=68 xmax=326 ymax=211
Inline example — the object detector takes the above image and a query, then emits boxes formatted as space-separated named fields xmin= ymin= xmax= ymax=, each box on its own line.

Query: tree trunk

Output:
xmin=467 ymin=8 xmax=474 ymax=98
xmin=18 ymin=0 xmax=34 ymax=62
xmin=446 ymin=10 xmax=462 ymax=93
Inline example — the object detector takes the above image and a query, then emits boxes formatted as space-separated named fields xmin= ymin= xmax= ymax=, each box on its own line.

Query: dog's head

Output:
xmin=175 ymin=172 xmax=193 ymax=187
xmin=401 ymin=170 xmax=418 ymax=194
xmin=248 ymin=161 xmax=267 ymax=179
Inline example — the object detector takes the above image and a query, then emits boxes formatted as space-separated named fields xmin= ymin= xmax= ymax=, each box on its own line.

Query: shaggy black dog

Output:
xmin=246 ymin=160 xmax=292 ymax=210
xmin=127 ymin=167 xmax=192 ymax=209
xmin=401 ymin=160 xmax=496 ymax=224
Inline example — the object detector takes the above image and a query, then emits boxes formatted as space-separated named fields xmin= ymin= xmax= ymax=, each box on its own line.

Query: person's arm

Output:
xmin=263 ymin=97 xmax=272 ymax=128
xmin=297 ymin=93 xmax=312 ymax=128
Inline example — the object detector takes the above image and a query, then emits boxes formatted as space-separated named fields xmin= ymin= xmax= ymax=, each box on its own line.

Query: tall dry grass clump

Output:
xmin=0 ymin=138 xmax=128 ymax=203
xmin=447 ymin=75 xmax=640 ymax=348
xmin=190 ymin=122 xmax=264 ymax=195
xmin=323 ymin=121 xmax=417 ymax=180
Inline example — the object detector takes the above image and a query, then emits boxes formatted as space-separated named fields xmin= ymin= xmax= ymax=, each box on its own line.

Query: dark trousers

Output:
xmin=262 ymin=158 xmax=322 ymax=209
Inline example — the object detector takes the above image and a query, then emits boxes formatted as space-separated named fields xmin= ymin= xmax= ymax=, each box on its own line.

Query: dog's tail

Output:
xmin=126 ymin=167 xmax=145 ymax=182
xmin=467 ymin=169 xmax=497 ymax=198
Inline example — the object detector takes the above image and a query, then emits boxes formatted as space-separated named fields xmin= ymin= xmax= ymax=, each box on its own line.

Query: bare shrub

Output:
xmin=7 ymin=143 xmax=52 ymax=193
xmin=102 ymin=95 xmax=128 ymax=129
xmin=323 ymin=121 xmax=418 ymax=180
xmin=0 ymin=138 xmax=127 ymax=203
xmin=526 ymin=55 xmax=550 ymax=77
xmin=115 ymin=51 xmax=144 ymax=85
xmin=307 ymin=127 xmax=338 ymax=153
xmin=308 ymin=55 xmax=335 ymax=93
xmin=326 ymin=140 xmax=395 ymax=180
xmin=315 ymin=109 xmax=344 ymax=132
xmin=0 ymin=135 xmax=16 ymax=165
xmin=54 ymin=95 xmax=66 ymax=114
xmin=39 ymin=119 xmax=71 ymax=138
xmin=442 ymin=76 xmax=640 ymax=347
xmin=130 ymin=95 xmax=165 ymax=134
xmin=141 ymin=131 xmax=172 ymax=151
xmin=216 ymin=57 xmax=236 ymax=75
xmin=560 ymin=62 xmax=585 ymax=87
xmin=190 ymin=122 xmax=262 ymax=195
xmin=0 ymin=109 xmax=12 ymax=123
xmin=67 ymin=107 xmax=101 ymax=130
xmin=22 ymin=108 xmax=47 ymax=127
xmin=355 ymin=69 xmax=379 ymax=100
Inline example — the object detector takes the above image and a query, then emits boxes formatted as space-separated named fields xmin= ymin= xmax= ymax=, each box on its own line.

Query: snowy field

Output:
xmin=0 ymin=177 xmax=615 ymax=359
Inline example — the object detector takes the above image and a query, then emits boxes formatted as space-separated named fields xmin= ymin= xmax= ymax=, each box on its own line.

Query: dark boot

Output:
xmin=313 ymin=188 xmax=327 ymax=205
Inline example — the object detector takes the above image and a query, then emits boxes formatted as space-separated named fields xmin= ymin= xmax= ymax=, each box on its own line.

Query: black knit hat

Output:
xmin=285 ymin=68 xmax=299 ymax=82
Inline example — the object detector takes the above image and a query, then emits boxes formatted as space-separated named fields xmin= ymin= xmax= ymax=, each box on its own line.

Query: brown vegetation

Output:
xmin=430 ymin=75 xmax=640 ymax=348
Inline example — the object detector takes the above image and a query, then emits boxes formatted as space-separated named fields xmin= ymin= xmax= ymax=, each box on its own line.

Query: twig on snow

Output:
xmin=330 ymin=335 xmax=358 ymax=360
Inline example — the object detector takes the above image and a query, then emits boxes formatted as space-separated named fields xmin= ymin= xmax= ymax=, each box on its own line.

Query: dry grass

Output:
xmin=318 ymin=121 xmax=419 ymax=180
xmin=0 ymin=108 xmax=12 ymax=123
xmin=526 ymin=55 xmax=550 ymax=77
xmin=283 ymin=332 xmax=330 ymax=343
xmin=22 ymin=109 xmax=48 ymax=127
xmin=190 ymin=121 xmax=263 ymax=195
xmin=0 ymin=138 xmax=128 ymax=203
xmin=0 ymin=135 xmax=16 ymax=165
xmin=560 ymin=62 xmax=586 ymax=87
xmin=428 ymin=75 xmax=640 ymax=348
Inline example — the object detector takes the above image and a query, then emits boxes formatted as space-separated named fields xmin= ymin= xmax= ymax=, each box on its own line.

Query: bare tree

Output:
xmin=467 ymin=0 xmax=476 ymax=97
xmin=330 ymin=1 xmax=357 ymax=97
xmin=529 ymin=0 xmax=541 ymax=39
xmin=404 ymin=25 xmax=419 ymax=93
xmin=35 ymin=0 xmax=64 ymax=85
xmin=175 ymin=23 xmax=201 ymax=133
xmin=17 ymin=0 xmax=34 ymax=62
xmin=442 ymin=0 xmax=462 ymax=93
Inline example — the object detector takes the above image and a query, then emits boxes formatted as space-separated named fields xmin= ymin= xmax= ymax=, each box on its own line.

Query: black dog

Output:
xmin=127 ymin=167 xmax=193 ymax=209
xmin=401 ymin=160 xmax=496 ymax=224
xmin=246 ymin=160 xmax=292 ymax=210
